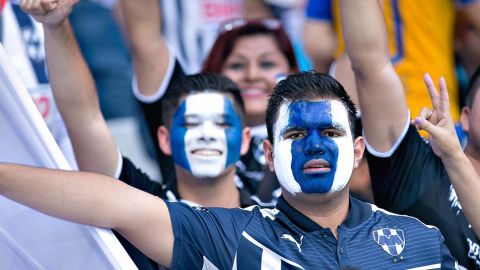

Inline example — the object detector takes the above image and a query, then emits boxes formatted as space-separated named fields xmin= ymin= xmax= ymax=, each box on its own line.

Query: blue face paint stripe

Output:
xmin=170 ymin=100 xmax=191 ymax=172
xmin=288 ymin=101 xmax=339 ymax=193
xmin=224 ymin=97 xmax=242 ymax=168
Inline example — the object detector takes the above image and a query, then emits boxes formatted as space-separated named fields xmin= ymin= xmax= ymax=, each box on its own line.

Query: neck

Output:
xmin=176 ymin=166 xmax=241 ymax=208
xmin=283 ymin=188 xmax=350 ymax=239
xmin=465 ymin=145 xmax=480 ymax=173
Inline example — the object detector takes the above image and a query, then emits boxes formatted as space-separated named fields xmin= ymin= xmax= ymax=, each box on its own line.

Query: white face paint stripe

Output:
xmin=273 ymin=102 xmax=302 ymax=194
xmin=184 ymin=93 xmax=228 ymax=178
xmin=329 ymin=100 xmax=354 ymax=192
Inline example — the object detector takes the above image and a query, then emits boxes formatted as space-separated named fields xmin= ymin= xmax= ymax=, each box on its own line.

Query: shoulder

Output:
xmin=369 ymin=204 xmax=443 ymax=237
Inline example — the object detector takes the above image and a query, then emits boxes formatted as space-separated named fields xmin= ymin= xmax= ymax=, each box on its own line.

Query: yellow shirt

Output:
xmin=331 ymin=0 xmax=459 ymax=120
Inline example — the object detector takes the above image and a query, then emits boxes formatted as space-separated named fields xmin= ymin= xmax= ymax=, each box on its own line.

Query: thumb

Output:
xmin=40 ymin=0 xmax=59 ymax=12
xmin=414 ymin=117 xmax=438 ymax=137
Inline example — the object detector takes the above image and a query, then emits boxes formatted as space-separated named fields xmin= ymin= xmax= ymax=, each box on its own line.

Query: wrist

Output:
xmin=44 ymin=18 xmax=69 ymax=29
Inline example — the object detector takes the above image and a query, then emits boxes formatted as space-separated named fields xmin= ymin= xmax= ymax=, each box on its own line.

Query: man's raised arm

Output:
xmin=22 ymin=0 xmax=119 ymax=176
xmin=340 ymin=0 xmax=408 ymax=152
xmin=118 ymin=0 xmax=171 ymax=97
xmin=0 ymin=163 xmax=175 ymax=267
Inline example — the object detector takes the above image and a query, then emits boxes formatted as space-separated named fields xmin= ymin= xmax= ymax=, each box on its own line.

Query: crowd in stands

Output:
xmin=1 ymin=0 xmax=480 ymax=269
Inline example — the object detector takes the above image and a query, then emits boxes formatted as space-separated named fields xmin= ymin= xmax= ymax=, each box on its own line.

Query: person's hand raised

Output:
xmin=412 ymin=73 xmax=462 ymax=160
xmin=20 ymin=0 xmax=79 ymax=28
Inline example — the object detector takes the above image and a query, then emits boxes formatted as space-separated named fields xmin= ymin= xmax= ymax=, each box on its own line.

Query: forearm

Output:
xmin=339 ymin=0 xmax=408 ymax=151
xmin=303 ymin=20 xmax=336 ymax=73
xmin=0 ymin=162 xmax=173 ymax=266
xmin=118 ymin=0 xmax=169 ymax=96
xmin=0 ymin=163 xmax=128 ymax=228
xmin=442 ymin=152 xmax=480 ymax=238
xmin=44 ymin=21 xmax=118 ymax=176
xmin=340 ymin=0 xmax=389 ymax=74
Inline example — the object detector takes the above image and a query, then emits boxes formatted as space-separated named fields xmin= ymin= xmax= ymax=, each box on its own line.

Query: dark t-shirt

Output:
xmin=367 ymin=124 xmax=480 ymax=269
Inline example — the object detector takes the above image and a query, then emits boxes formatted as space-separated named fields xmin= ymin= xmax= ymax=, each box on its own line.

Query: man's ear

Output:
xmin=263 ymin=139 xmax=275 ymax=172
xmin=158 ymin=126 xmax=172 ymax=155
xmin=240 ymin=127 xmax=251 ymax=155
xmin=460 ymin=106 xmax=470 ymax=133
xmin=353 ymin=136 xmax=365 ymax=169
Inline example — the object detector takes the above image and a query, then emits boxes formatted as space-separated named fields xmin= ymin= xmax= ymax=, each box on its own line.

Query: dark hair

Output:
xmin=162 ymin=73 xmax=245 ymax=127
xmin=202 ymin=19 xmax=298 ymax=73
xmin=465 ymin=65 xmax=480 ymax=108
xmin=266 ymin=71 xmax=358 ymax=143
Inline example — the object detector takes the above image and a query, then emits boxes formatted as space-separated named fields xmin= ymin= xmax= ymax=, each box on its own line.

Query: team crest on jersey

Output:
xmin=373 ymin=228 xmax=405 ymax=256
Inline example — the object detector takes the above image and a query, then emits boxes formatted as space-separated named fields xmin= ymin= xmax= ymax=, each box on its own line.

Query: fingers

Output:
xmin=20 ymin=0 xmax=55 ymax=16
xmin=418 ymin=107 xmax=436 ymax=123
xmin=423 ymin=73 xmax=440 ymax=111
xmin=40 ymin=0 xmax=59 ymax=12
xmin=413 ymin=116 xmax=442 ymax=139
xmin=438 ymin=76 xmax=451 ymax=114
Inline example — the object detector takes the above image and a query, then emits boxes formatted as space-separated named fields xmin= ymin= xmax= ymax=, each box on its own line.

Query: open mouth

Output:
xmin=191 ymin=149 xmax=222 ymax=156
xmin=303 ymin=159 xmax=331 ymax=174
xmin=241 ymin=88 xmax=267 ymax=99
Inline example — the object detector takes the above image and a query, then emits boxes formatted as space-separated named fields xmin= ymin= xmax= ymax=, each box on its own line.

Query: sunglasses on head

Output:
xmin=219 ymin=18 xmax=282 ymax=34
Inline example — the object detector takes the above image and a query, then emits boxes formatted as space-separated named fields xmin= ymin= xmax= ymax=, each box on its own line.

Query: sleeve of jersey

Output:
xmin=305 ymin=0 xmax=333 ymax=21
xmin=438 ymin=232 xmax=458 ymax=269
xmin=118 ymin=157 xmax=166 ymax=197
xmin=166 ymin=202 xmax=254 ymax=269
xmin=366 ymin=125 xmax=448 ymax=213
xmin=137 ymin=59 xmax=185 ymax=145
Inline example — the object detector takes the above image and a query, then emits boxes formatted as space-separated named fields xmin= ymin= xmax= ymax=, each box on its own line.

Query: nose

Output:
xmin=198 ymin=121 xmax=219 ymax=142
xmin=246 ymin=63 xmax=260 ymax=81
xmin=304 ymin=132 xmax=325 ymax=155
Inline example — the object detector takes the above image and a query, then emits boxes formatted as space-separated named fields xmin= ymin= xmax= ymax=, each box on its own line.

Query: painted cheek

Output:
xmin=224 ymin=98 xmax=243 ymax=167
xmin=170 ymin=102 xmax=191 ymax=172
xmin=329 ymin=136 xmax=354 ymax=192
xmin=272 ymin=104 xmax=302 ymax=194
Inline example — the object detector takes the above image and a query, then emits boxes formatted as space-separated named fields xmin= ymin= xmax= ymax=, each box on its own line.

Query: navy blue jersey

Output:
xmin=115 ymin=157 xmax=269 ymax=270
xmin=367 ymin=122 xmax=480 ymax=269
xmin=166 ymin=195 xmax=456 ymax=269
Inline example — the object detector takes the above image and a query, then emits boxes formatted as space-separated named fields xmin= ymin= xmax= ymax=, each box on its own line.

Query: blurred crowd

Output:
xmin=2 ymin=0 xmax=480 ymax=269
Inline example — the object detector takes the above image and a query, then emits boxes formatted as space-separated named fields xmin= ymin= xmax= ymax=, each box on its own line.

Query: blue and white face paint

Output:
xmin=170 ymin=93 xmax=242 ymax=178
xmin=273 ymin=100 xmax=354 ymax=194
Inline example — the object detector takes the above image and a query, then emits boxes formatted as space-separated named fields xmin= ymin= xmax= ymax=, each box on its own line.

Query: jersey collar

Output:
xmin=276 ymin=195 xmax=371 ymax=233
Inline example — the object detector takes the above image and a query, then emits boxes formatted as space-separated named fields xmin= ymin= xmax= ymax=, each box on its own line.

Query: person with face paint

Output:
xmin=118 ymin=0 xmax=299 ymax=200
xmin=15 ymin=1 xmax=262 ymax=269
xmin=0 ymin=4 xmax=457 ymax=260
xmin=341 ymin=0 xmax=480 ymax=269
xmin=341 ymin=0 xmax=480 ymax=268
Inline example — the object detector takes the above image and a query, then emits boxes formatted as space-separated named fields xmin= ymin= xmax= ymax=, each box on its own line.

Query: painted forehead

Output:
xmin=175 ymin=92 xmax=240 ymax=120
xmin=275 ymin=99 xmax=351 ymax=135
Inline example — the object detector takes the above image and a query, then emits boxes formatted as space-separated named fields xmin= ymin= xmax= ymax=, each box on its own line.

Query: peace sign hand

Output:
xmin=412 ymin=74 xmax=462 ymax=160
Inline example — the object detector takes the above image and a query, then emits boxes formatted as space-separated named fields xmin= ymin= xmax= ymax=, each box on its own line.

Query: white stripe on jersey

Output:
xmin=242 ymin=232 xmax=305 ymax=269
xmin=406 ymin=263 xmax=442 ymax=270
xmin=202 ymin=256 xmax=220 ymax=270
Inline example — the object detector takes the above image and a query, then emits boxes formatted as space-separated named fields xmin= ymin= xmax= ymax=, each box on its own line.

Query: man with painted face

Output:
xmin=13 ymin=1 xmax=257 ymax=269
xmin=0 ymin=19 xmax=457 ymax=265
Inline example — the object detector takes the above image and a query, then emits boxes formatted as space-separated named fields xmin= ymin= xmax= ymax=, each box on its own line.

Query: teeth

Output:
xmin=192 ymin=149 xmax=221 ymax=156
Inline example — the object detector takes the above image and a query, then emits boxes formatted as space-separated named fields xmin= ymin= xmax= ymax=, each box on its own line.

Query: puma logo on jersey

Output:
xmin=281 ymin=234 xmax=304 ymax=252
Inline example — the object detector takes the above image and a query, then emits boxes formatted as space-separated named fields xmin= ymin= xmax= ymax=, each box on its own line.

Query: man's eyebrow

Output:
xmin=282 ymin=126 xmax=306 ymax=133
xmin=330 ymin=122 xmax=347 ymax=132
xmin=184 ymin=113 xmax=226 ymax=120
